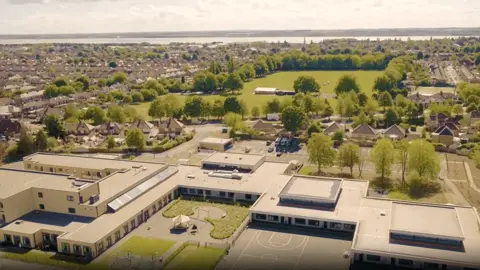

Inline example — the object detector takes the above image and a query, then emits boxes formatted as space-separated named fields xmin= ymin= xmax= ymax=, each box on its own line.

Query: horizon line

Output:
xmin=1 ymin=26 xmax=479 ymax=37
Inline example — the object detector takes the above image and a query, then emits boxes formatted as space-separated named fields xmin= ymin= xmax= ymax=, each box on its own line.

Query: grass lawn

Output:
xmin=165 ymin=246 xmax=225 ymax=270
xmin=1 ymin=236 xmax=176 ymax=270
xmin=132 ymin=70 xmax=382 ymax=118
xmin=163 ymin=199 xmax=249 ymax=239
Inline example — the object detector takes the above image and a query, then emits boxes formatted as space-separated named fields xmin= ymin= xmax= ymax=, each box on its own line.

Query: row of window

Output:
xmin=27 ymin=164 xmax=111 ymax=178
xmin=361 ymin=254 xmax=447 ymax=269
xmin=179 ymin=188 xmax=254 ymax=200
xmin=38 ymin=204 xmax=75 ymax=214
xmin=390 ymin=233 xmax=463 ymax=246
xmin=254 ymin=214 xmax=355 ymax=231
xmin=37 ymin=192 xmax=76 ymax=203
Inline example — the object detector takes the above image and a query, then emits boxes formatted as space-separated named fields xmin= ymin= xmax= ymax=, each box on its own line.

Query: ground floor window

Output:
xmin=219 ymin=192 xmax=226 ymax=197
xmin=189 ymin=188 xmax=196 ymax=194
xmin=343 ymin=224 xmax=355 ymax=231
xmin=22 ymin=237 xmax=31 ymax=247
xmin=205 ymin=190 xmax=211 ymax=196
xmin=61 ymin=243 xmax=70 ymax=253
xmin=308 ymin=220 xmax=320 ymax=226
xmin=130 ymin=219 xmax=136 ymax=229
xmin=424 ymin=262 xmax=439 ymax=269
xmin=294 ymin=218 xmax=306 ymax=225
xmin=106 ymin=236 xmax=112 ymax=247
xmin=4 ymin=234 xmax=12 ymax=243
xmin=137 ymin=214 xmax=143 ymax=224
xmin=114 ymin=231 xmax=121 ymax=241
xmin=97 ymin=242 xmax=104 ymax=252
xmin=255 ymin=213 xmax=267 ymax=220
xmin=228 ymin=192 xmax=234 ymax=198
xmin=73 ymin=245 xmax=82 ymax=255
xmin=366 ymin=255 xmax=381 ymax=262
xmin=267 ymin=215 xmax=279 ymax=222
xmin=398 ymin=259 xmax=413 ymax=266
xmin=245 ymin=194 xmax=252 ymax=200
xmin=330 ymin=222 xmax=343 ymax=230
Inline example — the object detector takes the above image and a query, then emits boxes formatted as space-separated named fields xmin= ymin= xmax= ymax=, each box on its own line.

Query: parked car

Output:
xmin=266 ymin=141 xmax=272 ymax=146
xmin=268 ymin=147 xmax=274 ymax=153
xmin=276 ymin=152 xmax=282 ymax=157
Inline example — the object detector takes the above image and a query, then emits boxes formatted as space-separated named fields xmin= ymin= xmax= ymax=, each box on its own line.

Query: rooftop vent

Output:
xmin=239 ymin=157 xmax=242 ymax=160
xmin=34 ymin=211 xmax=40 ymax=214
xmin=187 ymin=174 xmax=195 ymax=179
xmin=132 ymin=165 xmax=142 ymax=169
xmin=224 ymin=156 xmax=228 ymax=159
xmin=380 ymin=211 xmax=386 ymax=216
xmin=15 ymin=220 xmax=24 ymax=225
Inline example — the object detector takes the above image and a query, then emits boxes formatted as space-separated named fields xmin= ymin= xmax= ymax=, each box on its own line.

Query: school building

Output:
xmin=0 ymin=151 xmax=479 ymax=269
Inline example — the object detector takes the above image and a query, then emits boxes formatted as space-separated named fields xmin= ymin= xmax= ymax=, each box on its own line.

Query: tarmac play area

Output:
xmin=216 ymin=225 xmax=353 ymax=270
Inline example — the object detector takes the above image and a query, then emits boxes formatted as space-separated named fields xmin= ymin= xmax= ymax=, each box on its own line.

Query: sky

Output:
xmin=0 ymin=0 xmax=478 ymax=34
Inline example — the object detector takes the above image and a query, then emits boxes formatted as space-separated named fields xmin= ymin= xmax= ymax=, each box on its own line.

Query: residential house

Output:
xmin=407 ymin=92 xmax=459 ymax=109
xmin=65 ymin=121 xmax=95 ymax=136
xmin=96 ymin=122 xmax=124 ymax=136
xmin=0 ymin=105 xmax=21 ymax=119
xmin=444 ymin=122 xmax=460 ymax=137
xmin=152 ymin=118 xmax=184 ymax=138
xmin=432 ymin=125 xmax=455 ymax=146
xmin=427 ymin=113 xmax=462 ymax=132
xmin=324 ymin=122 xmax=344 ymax=136
xmin=351 ymin=124 xmax=377 ymax=141
xmin=382 ymin=124 xmax=406 ymax=140
xmin=251 ymin=120 xmax=278 ymax=135
xmin=0 ymin=119 xmax=21 ymax=137
xmin=127 ymin=119 xmax=158 ymax=140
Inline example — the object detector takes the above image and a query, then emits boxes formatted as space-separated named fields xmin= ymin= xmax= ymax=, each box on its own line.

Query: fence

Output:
xmin=228 ymin=217 xmax=250 ymax=246
xmin=161 ymin=242 xmax=188 ymax=268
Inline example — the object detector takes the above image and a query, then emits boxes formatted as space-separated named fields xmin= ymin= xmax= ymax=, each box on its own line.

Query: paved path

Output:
xmin=440 ymin=155 xmax=470 ymax=206
xmin=464 ymin=162 xmax=480 ymax=193
xmin=0 ymin=256 xmax=62 ymax=270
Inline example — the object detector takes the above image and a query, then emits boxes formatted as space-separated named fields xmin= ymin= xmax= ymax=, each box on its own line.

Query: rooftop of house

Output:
xmin=389 ymin=202 xmax=464 ymax=240
xmin=279 ymin=176 xmax=342 ymax=203
xmin=352 ymin=124 xmax=376 ymax=136
xmin=0 ymin=169 xmax=91 ymax=199
xmin=1 ymin=211 xmax=93 ymax=235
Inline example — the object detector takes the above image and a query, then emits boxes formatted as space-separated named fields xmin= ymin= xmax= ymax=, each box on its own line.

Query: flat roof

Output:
xmin=202 ymin=152 xmax=264 ymax=167
xmin=390 ymin=202 xmax=464 ymax=240
xmin=24 ymin=153 xmax=154 ymax=172
xmin=279 ymin=176 xmax=342 ymax=203
xmin=1 ymin=211 xmax=93 ymax=235
xmin=199 ymin=137 xmax=233 ymax=145
xmin=0 ymin=169 xmax=90 ymax=199
xmin=353 ymin=201 xmax=480 ymax=267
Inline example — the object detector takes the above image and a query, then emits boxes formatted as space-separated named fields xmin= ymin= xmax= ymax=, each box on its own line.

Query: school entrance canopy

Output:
xmin=172 ymin=215 xmax=190 ymax=229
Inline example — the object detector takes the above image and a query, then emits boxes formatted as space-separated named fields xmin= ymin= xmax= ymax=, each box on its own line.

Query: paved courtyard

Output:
xmin=216 ymin=225 xmax=352 ymax=270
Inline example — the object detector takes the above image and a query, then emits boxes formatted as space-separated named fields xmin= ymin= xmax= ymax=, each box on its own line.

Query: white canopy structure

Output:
xmin=172 ymin=215 xmax=190 ymax=229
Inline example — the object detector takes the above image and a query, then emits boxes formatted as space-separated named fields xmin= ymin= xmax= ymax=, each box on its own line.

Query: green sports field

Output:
xmin=133 ymin=70 xmax=383 ymax=119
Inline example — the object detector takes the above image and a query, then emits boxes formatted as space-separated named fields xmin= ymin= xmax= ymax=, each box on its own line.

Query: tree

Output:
xmin=378 ymin=91 xmax=393 ymax=110
xmin=107 ymin=135 xmax=115 ymax=150
xmin=224 ymin=73 xmax=243 ymax=92
xmin=338 ymin=143 xmax=360 ymax=176
xmin=200 ymin=99 xmax=212 ymax=119
xmin=370 ymin=138 xmax=395 ymax=184
xmin=34 ymin=130 xmax=48 ymax=152
xmin=307 ymin=121 xmax=322 ymax=137
xmin=224 ymin=96 xmax=241 ymax=114
xmin=281 ymin=106 xmax=306 ymax=133
xmin=322 ymin=105 xmax=334 ymax=120
xmin=17 ymin=127 xmax=35 ymax=157
xmin=126 ymin=128 xmax=145 ymax=151
xmin=332 ymin=131 xmax=344 ymax=142
xmin=307 ymin=133 xmax=336 ymax=173
xmin=395 ymin=139 xmax=409 ymax=184
xmin=109 ymin=72 xmax=127 ymax=85
xmin=140 ymin=89 xmax=158 ymax=102
xmin=53 ymin=77 xmax=68 ymax=87
xmin=364 ymin=98 xmax=379 ymax=116
xmin=143 ymin=79 xmax=167 ymax=95
xmin=293 ymin=76 xmax=320 ymax=93
xmin=212 ymin=99 xmax=225 ymax=119
xmin=123 ymin=95 xmax=133 ymax=104
xmin=193 ymin=71 xmax=218 ymax=93
xmin=452 ymin=104 xmax=464 ymax=115
xmin=251 ymin=106 xmax=260 ymax=119
xmin=64 ymin=103 xmax=79 ymax=121
xmin=163 ymin=94 xmax=182 ymax=117
xmin=76 ymin=75 xmax=90 ymax=91
xmin=266 ymin=98 xmax=281 ymax=113
xmin=223 ymin=113 xmax=244 ymax=129
xmin=184 ymin=96 xmax=203 ymax=118
xmin=227 ymin=57 xmax=235 ymax=73
xmin=353 ymin=111 xmax=370 ymax=126
xmin=124 ymin=106 xmax=142 ymax=122
xmin=254 ymin=59 xmax=269 ymax=77
xmin=466 ymin=103 xmax=478 ymax=113
xmin=132 ymin=92 xmax=144 ymax=103
xmin=216 ymin=73 xmax=228 ymax=90
xmin=107 ymin=105 xmax=127 ymax=124
xmin=407 ymin=139 xmax=440 ymax=181
xmin=44 ymin=85 xmax=59 ymax=98
xmin=85 ymin=106 xmax=106 ymax=125
xmin=44 ymin=114 xmax=65 ymax=138
xmin=148 ymin=99 xmax=165 ymax=120
xmin=335 ymin=75 xmax=360 ymax=95
xmin=384 ymin=108 xmax=398 ymax=127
